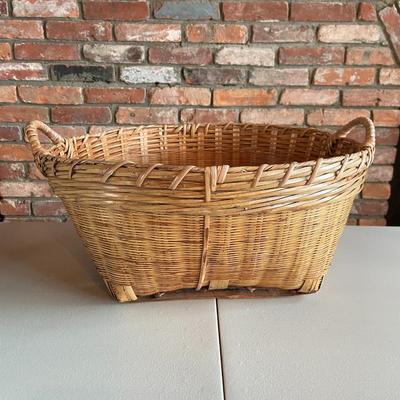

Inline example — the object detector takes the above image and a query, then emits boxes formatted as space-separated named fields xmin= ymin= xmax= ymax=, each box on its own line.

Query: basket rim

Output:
xmin=25 ymin=119 xmax=375 ymax=215
xmin=26 ymin=121 xmax=375 ymax=173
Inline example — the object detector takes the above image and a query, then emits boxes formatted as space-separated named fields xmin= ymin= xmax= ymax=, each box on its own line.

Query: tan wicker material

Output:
xmin=26 ymin=118 xmax=375 ymax=302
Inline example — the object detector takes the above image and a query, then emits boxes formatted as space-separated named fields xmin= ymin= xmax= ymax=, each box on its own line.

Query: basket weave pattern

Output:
xmin=26 ymin=118 xmax=375 ymax=302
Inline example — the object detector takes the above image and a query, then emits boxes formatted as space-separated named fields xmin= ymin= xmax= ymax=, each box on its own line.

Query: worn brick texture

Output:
xmin=0 ymin=0 xmax=399 ymax=225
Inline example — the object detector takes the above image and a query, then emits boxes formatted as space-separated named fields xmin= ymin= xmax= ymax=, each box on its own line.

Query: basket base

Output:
xmin=104 ymin=279 xmax=323 ymax=303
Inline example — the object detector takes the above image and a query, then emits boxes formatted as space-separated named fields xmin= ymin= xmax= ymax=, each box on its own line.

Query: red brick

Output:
xmin=88 ymin=125 xmax=119 ymax=135
xmin=373 ymin=110 xmax=400 ymax=127
xmin=358 ymin=2 xmax=377 ymax=21
xmin=314 ymin=67 xmax=375 ymax=85
xmin=115 ymin=23 xmax=181 ymax=42
xmin=149 ymin=47 xmax=212 ymax=65
xmin=83 ymin=1 xmax=149 ymax=20
xmin=253 ymin=24 xmax=314 ymax=42
xmin=184 ymin=67 xmax=246 ymax=85
xmin=150 ymin=87 xmax=211 ymax=106
xmin=0 ymin=63 xmax=47 ymax=80
xmin=352 ymin=200 xmax=388 ymax=216
xmin=13 ymin=0 xmax=79 ymax=17
xmin=216 ymin=47 xmax=274 ymax=66
xmin=250 ymin=68 xmax=308 ymax=86
xmin=3 ymin=216 xmax=65 ymax=222
xmin=46 ymin=21 xmax=113 ymax=41
xmin=279 ymin=47 xmax=344 ymax=65
xmin=19 ymin=86 xmax=83 ymax=105
xmin=343 ymin=89 xmax=400 ymax=107
xmin=222 ymin=2 xmax=288 ymax=21
xmin=41 ymin=126 xmax=86 ymax=141
xmin=0 ymin=163 xmax=25 ymax=179
xmin=291 ymin=2 xmax=356 ymax=21
xmin=363 ymin=183 xmax=391 ymax=199
xmin=84 ymin=88 xmax=145 ymax=104
xmin=359 ymin=218 xmax=386 ymax=226
xmin=0 ymin=126 xmax=21 ymax=141
xmin=374 ymin=147 xmax=397 ymax=164
xmin=380 ymin=68 xmax=400 ymax=85
xmin=32 ymin=200 xmax=67 ymax=216
xmin=318 ymin=24 xmax=380 ymax=43
xmin=0 ymin=43 xmax=12 ymax=60
xmin=281 ymin=89 xmax=338 ymax=106
xmin=342 ymin=127 xmax=369 ymax=148
xmin=379 ymin=5 xmax=400 ymax=61
xmin=116 ymin=107 xmax=178 ymax=124
xmin=214 ymin=88 xmax=277 ymax=106
xmin=346 ymin=47 xmax=394 ymax=66
xmin=0 ymin=0 xmax=8 ymax=15
xmin=26 ymin=126 xmax=86 ymax=146
xmin=366 ymin=166 xmax=393 ymax=182
xmin=51 ymin=106 xmax=112 ymax=124
xmin=83 ymin=44 xmax=144 ymax=63
xmin=0 ymin=144 xmax=33 ymax=161
xmin=0 ymin=105 xmax=48 ymax=122
xmin=27 ymin=162 xmax=45 ymax=180
xmin=0 ymin=181 xmax=52 ymax=197
xmin=241 ymin=108 xmax=304 ymax=125
xmin=180 ymin=108 xmax=238 ymax=124
xmin=0 ymin=20 xmax=43 ymax=39
xmin=187 ymin=24 xmax=247 ymax=44
xmin=375 ymin=128 xmax=399 ymax=145
xmin=0 ymin=200 xmax=30 ymax=216
xmin=307 ymin=108 xmax=370 ymax=126
xmin=15 ymin=43 xmax=80 ymax=61
xmin=0 ymin=86 xmax=17 ymax=103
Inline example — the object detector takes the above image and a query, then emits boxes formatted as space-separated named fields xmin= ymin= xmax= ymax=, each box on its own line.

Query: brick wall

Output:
xmin=0 ymin=0 xmax=399 ymax=224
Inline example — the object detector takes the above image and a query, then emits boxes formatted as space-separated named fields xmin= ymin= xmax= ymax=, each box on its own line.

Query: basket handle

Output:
xmin=25 ymin=120 xmax=64 ymax=157
xmin=333 ymin=117 xmax=375 ymax=149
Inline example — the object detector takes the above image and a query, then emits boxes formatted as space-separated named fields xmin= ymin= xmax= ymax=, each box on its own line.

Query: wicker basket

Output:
xmin=26 ymin=117 xmax=375 ymax=302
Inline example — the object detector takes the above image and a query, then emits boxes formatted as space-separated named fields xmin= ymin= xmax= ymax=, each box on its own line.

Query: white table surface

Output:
xmin=0 ymin=223 xmax=223 ymax=400
xmin=1 ymin=223 xmax=399 ymax=400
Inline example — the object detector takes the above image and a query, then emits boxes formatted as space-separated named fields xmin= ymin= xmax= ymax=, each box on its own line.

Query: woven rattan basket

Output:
xmin=26 ymin=117 xmax=375 ymax=302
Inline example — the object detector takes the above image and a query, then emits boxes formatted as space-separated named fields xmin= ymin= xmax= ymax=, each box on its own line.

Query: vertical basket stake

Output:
xmin=196 ymin=167 xmax=213 ymax=290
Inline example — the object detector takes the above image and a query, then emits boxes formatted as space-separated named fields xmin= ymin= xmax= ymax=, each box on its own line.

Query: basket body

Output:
xmin=26 ymin=120 xmax=375 ymax=302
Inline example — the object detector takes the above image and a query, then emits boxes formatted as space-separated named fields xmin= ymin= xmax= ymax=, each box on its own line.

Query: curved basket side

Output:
xmin=66 ymin=194 xmax=354 ymax=297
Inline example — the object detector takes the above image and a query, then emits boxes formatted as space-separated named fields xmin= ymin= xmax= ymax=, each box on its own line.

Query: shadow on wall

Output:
xmin=0 ymin=196 xmax=4 ymax=222
xmin=387 ymin=140 xmax=400 ymax=225
xmin=378 ymin=2 xmax=400 ymax=225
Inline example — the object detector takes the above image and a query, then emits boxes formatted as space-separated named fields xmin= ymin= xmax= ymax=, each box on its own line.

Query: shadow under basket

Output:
xmin=26 ymin=118 xmax=375 ymax=302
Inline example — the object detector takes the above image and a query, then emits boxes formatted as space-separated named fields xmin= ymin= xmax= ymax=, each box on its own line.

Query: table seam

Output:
xmin=215 ymin=298 xmax=226 ymax=400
